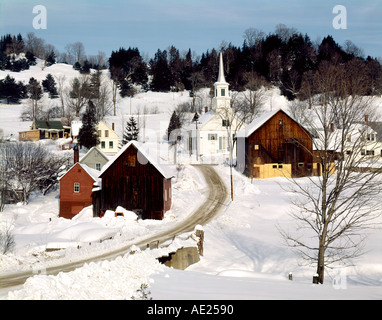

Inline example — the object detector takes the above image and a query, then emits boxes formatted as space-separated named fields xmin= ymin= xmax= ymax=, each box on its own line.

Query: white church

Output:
xmin=185 ymin=51 xmax=244 ymax=161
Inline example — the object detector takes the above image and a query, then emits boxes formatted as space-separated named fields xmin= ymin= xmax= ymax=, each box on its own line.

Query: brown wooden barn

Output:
xmin=237 ymin=109 xmax=322 ymax=178
xmin=92 ymin=141 xmax=173 ymax=220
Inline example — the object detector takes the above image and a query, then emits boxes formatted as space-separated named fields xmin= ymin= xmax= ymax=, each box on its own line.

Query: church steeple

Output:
xmin=217 ymin=51 xmax=227 ymax=84
xmin=213 ymin=51 xmax=231 ymax=111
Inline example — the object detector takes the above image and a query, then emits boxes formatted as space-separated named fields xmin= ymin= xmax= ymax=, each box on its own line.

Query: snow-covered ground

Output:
xmin=1 ymin=164 xmax=382 ymax=300
xmin=1 ymin=61 xmax=382 ymax=300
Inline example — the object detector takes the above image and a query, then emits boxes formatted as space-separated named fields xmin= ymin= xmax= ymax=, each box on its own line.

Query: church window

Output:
xmin=208 ymin=134 xmax=217 ymax=140
xmin=221 ymin=89 xmax=226 ymax=97
xmin=222 ymin=119 xmax=230 ymax=127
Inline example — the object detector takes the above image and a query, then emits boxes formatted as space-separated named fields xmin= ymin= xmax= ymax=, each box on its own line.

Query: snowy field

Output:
xmin=1 ymin=61 xmax=382 ymax=300
xmin=1 ymin=164 xmax=382 ymax=300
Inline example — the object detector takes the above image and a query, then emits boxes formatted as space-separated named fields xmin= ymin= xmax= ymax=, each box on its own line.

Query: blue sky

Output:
xmin=0 ymin=0 xmax=381 ymax=59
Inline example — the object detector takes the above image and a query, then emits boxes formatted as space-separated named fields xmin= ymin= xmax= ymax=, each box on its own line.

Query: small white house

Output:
xmin=96 ymin=121 xmax=119 ymax=154
xmin=186 ymin=52 xmax=244 ymax=161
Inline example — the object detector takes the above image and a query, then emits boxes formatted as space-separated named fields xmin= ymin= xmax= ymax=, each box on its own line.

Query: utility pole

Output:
xmin=193 ymin=112 xmax=199 ymax=161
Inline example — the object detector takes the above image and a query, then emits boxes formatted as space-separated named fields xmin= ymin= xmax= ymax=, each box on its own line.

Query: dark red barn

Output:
xmin=92 ymin=141 xmax=173 ymax=220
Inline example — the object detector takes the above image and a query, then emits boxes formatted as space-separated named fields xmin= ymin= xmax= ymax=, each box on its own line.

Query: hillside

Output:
xmin=1 ymin=60 xmax=382 ymax=300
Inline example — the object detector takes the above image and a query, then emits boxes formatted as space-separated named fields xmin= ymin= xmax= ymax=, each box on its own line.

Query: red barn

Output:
xmin=59 ymin=163 xmax=100 ymax=219
xmin=92 ymin=141 xmax=173 ymax=220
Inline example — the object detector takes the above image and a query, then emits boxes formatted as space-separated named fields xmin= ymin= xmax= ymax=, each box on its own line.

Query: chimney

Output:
xmin=365 ymin=115 xmax=369 ymax=123
xmin=73 ymin=138 xmax=79 ymax=163
xmin=112 ymin=122 xmax=115 ymax=131
xmin=330 ymin=123 xmax=334 ymax=132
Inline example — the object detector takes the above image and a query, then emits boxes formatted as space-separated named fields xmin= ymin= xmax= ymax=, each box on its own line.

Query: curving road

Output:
xmin=0 ymin=165 xmax=228 ymax=290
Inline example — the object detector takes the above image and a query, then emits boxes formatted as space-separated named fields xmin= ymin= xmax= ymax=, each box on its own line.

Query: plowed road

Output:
xmin=0 ymin=165 xmax=228 ymax=290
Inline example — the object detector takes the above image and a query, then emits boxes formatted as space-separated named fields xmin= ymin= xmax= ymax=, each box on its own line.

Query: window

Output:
xmin=222 ymin=119 xmax=230 ymax=127
xmin=272 ymin=165 xmax=277 ymax=169
xmin=109 ymin=141 xmax=113 ymax=149
xmin=221 ymin=89 xmax=225 ymax=97
xmin=278 ymin=164 xmax=283 ymax=169
xmin=98 ymin=130 xmax=102 ymax=137
xmin=208 ymin=134 xmax=217 ymax=140
xmin=279 ymin=119 xmax=283 ymax=125
xmin=96 ymin=163 xmax=101 ymax=171
xmin=298 ymin=163 xmax=304 ymax=167
xmin=74 ymin=183 xmax=80 ymax=193
xmin=101 ymin=141 xmax=105 ymax=149
xmin=105 ymin=130 xmax=109 ymax=138
xmin=126 ymin=154 xmax=136 ymax=167
xmin=366 ymin=150 xmax=375 ymax=156
xmin=254 ymin=144 xmax=259 ymax=150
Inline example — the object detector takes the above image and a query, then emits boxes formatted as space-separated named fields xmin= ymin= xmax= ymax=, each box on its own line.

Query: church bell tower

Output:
xmin=213 ymin=51 xmax=231 ymax=111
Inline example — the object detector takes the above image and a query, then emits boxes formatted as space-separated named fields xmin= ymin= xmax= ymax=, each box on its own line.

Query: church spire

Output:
xmin=213 ymin=51 xmax=231 ymax=111
xmin=217 ymin=51 xmax=227 ymax=83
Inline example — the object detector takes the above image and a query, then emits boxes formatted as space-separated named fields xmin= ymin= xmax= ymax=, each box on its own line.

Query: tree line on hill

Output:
xmin=1 ymin=25 xmax=382 ymax=112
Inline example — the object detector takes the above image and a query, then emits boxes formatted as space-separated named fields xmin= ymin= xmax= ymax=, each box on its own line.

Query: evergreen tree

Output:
xmin=42 ymin=74 xmax=58 ymax=98
xmin=108 ymin=47 xmax=148 ymax=95
xmin=167 ymin=111 xmax=181 ymax=140
xmin=121 ymin=116 xmax=139 ymax=146
xmin=46 ymin=50 xmax=56 ymax=66
xmin=149 ymin=49 xmax=174 ymax=92
xmin=77 ymin=100 xmax=100 ymax=150
xmin=0 ymin=75 xmax=26 ymax=104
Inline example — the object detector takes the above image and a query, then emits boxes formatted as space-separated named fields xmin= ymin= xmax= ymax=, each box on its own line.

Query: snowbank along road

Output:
xmin=0 ymin=165 xmax=228 ymax=289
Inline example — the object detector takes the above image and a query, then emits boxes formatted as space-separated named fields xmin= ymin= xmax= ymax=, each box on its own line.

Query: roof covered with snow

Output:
xmin=58 ymin=162 xmax=101 ymax=181
xmin=237 ymin=108 xmax=310 ymax=138
xmin=237 ymin=108 xmax=282 ymax=138
xmin=99 ymin=140 xmax=174 ymax=179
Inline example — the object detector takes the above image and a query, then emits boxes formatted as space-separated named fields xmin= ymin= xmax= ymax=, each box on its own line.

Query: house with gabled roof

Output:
xmin=79 ymin=146 xmax=110 ymax=171
xmin=96 ymin=121 xmax=119 ymax=154
xmin=19 ymin=120 xmax=68 ymax=141
xmin=92 ymin=140 xmax=173 ymax=220
xmin=59 ymin=162 xmax=101 ymax=219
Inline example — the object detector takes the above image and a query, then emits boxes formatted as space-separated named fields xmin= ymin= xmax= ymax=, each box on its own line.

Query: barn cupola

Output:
xmin=213 ymin=51 xmax=231 ymax=112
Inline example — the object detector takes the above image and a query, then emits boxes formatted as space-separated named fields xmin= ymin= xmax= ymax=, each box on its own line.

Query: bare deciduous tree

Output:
xmin=279 ymin=62 xmax=382 ymax=284
xmin=0 ymin=142 xmax=70 ymax=204
xmin=66 ymin=75 xmax=90 ymax=117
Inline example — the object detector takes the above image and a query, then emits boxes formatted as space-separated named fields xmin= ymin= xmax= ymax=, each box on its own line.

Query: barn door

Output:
xmin=253 ymin=166 xmax=260 ymax=178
